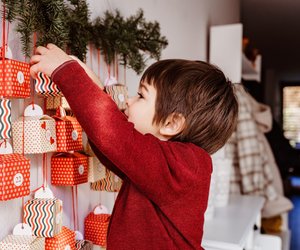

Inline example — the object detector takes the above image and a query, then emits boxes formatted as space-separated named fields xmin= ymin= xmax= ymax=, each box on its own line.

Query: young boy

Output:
xmin=30 ymin=44 xmax=238 ymax=249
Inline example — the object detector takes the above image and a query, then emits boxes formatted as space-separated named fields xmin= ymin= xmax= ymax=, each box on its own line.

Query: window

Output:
xmin=282 ymin=85 xmax=300 ymax=148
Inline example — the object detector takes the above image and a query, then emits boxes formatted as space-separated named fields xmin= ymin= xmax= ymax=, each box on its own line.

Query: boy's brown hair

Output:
xmin=140 ymin=59 xmax=238 ymax=154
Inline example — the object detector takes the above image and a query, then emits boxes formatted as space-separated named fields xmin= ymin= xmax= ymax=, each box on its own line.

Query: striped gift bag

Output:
xmin=34 ymin=72 xmax=63 ymax=97
xmin=0 ymin=235 xmax=45 ymax=249
xmin=45 ymin=226 xmax=76 ymax=250
xmin=0 ymin=98 xmax=11 ymax=139
xmin=104 ymin=83 xmax=128 ymax=110
xmin=0 ymin=59 xmax=31 ymax=98
xmin=90 ymin=168 xmax=122 ymax=192
xmin=24 ymin=198 xmax=63 ymax=237
xmin=0 ymin=153 xmax=30 ymax=201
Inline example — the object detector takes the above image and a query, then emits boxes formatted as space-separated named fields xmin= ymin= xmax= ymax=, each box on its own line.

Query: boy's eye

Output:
xmin=137 ymin=92 xmax=144 ymax=99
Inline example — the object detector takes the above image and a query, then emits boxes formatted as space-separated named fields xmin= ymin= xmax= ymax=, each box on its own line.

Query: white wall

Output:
xmin=0 ymin=0 xmax=240 ymax=241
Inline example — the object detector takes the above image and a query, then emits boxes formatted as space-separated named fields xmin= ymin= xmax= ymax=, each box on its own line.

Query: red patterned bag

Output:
xmin=53 ymin=107 xmax=83 ymax=152
xmin=45 ymin=226 xmax=76 ymax=250
xmin=84 ymin=212 xmax=110 ymax=247
xmin=0 ymin=59 xmax=31 ymax=98
xmin=0 ymin=153 xmax=30 ymax=201
xmin=51 ymin=152 xmax=88 ymax=186
xmin=34 ymin=72 xmax=62 ymax=97
xmin=23 ymin=198 xmax=63 ymax=237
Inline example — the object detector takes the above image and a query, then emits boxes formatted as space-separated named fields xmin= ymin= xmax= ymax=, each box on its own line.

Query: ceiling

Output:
xmin=241 ymin=0 xmax=300 ymax=76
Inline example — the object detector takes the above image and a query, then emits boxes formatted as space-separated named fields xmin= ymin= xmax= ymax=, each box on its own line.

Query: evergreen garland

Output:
xmin=2 ymin=1 xmax=168 ymax=74
xmin=65 ymin=0 xmax=90 ymax=61
xmin=1 ymin=0 xmax=88 ymax=59
xmin=90 ymin=9 xmax=168 ymax=74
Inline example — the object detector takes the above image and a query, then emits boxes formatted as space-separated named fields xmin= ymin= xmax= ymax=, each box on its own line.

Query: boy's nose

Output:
xmin=126 ymin=96 xmax=134 ymax=106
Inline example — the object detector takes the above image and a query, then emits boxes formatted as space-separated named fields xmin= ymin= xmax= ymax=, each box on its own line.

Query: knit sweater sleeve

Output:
xmin=52 ymin=61 xmax=208 ymax=205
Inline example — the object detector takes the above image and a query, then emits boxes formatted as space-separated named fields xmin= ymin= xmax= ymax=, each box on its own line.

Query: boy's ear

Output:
xmin=159 ymin=113 xmax=186 ymax=138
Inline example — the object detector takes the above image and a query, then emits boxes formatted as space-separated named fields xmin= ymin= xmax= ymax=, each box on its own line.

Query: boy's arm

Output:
xmin=88 ymin=139 xmax=126 ymax=179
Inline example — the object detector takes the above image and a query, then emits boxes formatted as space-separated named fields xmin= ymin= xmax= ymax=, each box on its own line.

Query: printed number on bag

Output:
xmin=72 ymin=130 xmax=78 ymax=141
xmin=78 ymin=165 xmax=84 ymax=175
xmin=14 ymin=173 xmax=24 ymax=186
xmin=118 ymin=93 xmax=125 ymax=102
xmin=17 ymin=71 xmax=25 ymax=84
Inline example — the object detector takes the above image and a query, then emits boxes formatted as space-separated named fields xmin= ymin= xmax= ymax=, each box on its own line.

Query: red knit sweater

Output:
xmin=52 ymin=61 xmax=212 ymax=250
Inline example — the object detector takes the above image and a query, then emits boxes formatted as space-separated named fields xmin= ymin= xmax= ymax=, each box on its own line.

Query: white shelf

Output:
xmin=202 ymin=195 xmax=265 ymax=250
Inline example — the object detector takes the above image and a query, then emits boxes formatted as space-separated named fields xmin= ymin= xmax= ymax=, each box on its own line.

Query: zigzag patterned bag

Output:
xmin=104 ymin=83 xmax=128 ymax=111
xmin=90 ymin=168 xmax=122 ymax=192
xmin=0 ymin=98 xmax=11 ymax=139
xmin=23 ymin=198 xmax=63 ymax=237
xmin=34 ymin=72 xmax=63 ymax=97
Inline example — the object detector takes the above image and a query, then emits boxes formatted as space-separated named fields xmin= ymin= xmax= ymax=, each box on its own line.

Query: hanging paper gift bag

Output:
xmin=0 ymin=98 xmax=12 ymax=139
xmin=24 ymin=198 xmax=63 ymax=237
xmin=104 ymin=83 xmax=128 ymax=110
xmin=54 ymin=107 xmax=83 ymax=152
xmin=51 ymin=152 xmax=88 ymax=186
xmin=45 ymin=226 xmax=76 ymax=250
xmin=85 ymin=143 xmax=106 ymax=182
xmin=12 ymin=105 xmax=57 ymax=154
xmin=0 ymin=148 xmax=30 ymax=201
xmin=46 ymin=96 xmax=70 ymax=111
xmin=90 ymin=168 xmax=122 ymax=192
xmin=75 ymin=240 xmax=93 ymax=250
xmin=34 ymin=72 xmax=63 ymax=97
xmin=0 ymin=235 xmax=45 ymax=249
xmin=0 ymin=59 xmax=31 ymax=98
xmin=84 ymin=207 xmax=110 ymax=247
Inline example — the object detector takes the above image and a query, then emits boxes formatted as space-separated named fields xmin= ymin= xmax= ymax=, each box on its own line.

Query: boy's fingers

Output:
xmin=46 ymin=43 xmax=56 ymax=50
xmin=30 ymin=64 xmax=39 ymax=79
xmin=35 ymin=46 xmax=48 ymax=55
xmin=30 ymin=55 xmax=41 ymax=65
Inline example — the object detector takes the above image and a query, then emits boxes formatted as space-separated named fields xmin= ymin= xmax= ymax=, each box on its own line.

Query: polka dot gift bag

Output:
xmin=51 ymin=152 xmax=88 ymax=186
xmin=0 ymin=8 xmax=30 ymax=98
xmin=84 ymin=205 xmax=111 ymax=247
xmin=45 ymin=226 xmax=76 ymax=250
xmin=0 ymin=223 xmax=45 ymax=249
xmin=0 ymin=141 xmax=30 ymax=201
xmin=0 ymin=47 xmax=30 ymax=98
xmin=12 ymin=104 xmax=57 ymax=154
xmin=53 ymin=106 xmax=83 ymax=152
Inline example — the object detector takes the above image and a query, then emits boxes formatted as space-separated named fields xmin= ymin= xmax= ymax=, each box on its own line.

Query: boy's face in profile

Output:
xmin=124 ymin=81 xmax=162 ymax=139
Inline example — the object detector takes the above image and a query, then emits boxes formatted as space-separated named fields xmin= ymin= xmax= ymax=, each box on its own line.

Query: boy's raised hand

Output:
xmin=30 ymin=43 xmax=72 ymax=79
